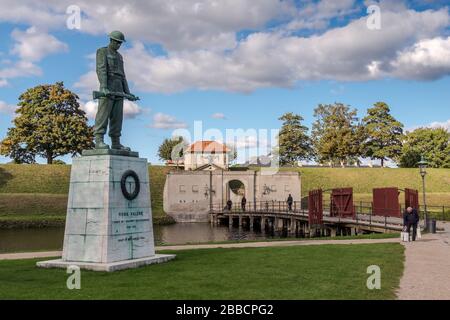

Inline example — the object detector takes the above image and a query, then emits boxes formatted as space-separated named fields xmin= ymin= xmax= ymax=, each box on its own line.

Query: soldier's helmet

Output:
xmin=109 ymin=30 xmax=126 ymax=43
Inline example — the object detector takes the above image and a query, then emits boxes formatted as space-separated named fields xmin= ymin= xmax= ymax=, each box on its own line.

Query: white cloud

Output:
xmin=0 ymin=60 xmax=42 ymax=80
xmin=225 ymin=135 xmax=272 ymax=150
xmin=150 ymin=112 xmax=188 ymax=129
xmin=428 ymin=119 xmax=450 ymax=131
xmin=81 ymin=100 xmax=143 ymax=120
xmin=0 ymin=100 xmax=17 ymax=114
xmin=285 ymin=0 xmax=358 ymax=31
xmin=0 ymin=0 xmax=293 ymax=51
xmin=74 ymin=70 xmax=98 ymax=100
xmin=406 ymin=119 xmax=450 ymax=132
xmin=11 ymin=27 xmax=68 ymax=62
xmin=391 ymin=37 xmax=450 ymax=80
xmin=100 ymin=6 xmax=448 ymax=93
xmin=6 ymin=1 xmax=449 ymax=93
xmin=211 ymin=113 xmax=226 ymax=119
xmin=0 ymin=27 xmax=67 ymax=84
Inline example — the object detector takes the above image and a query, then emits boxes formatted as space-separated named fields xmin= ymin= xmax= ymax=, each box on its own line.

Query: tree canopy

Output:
xmin=157 ymin=136 xmax=187 ymax=163
xmin=311 ymin=103 xmax=362 ymax=167
xmin=362 ymin=102 xmax=403 ymax=167
xmin=400 ymin=127 xmax=450 ymax=168
xmin=277 ymin=112 xmax=313 ymax=166
xmin=0 ymin=82 xmax=93 ymax=164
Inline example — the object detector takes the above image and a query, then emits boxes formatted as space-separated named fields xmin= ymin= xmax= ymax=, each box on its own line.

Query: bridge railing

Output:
xmin=210 ymin=201 xmax=304 ymax=214
xmin=210 ymin=200 xmax=449 ymax=224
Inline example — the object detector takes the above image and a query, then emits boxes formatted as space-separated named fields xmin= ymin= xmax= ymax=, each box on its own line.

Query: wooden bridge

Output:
xmin=209 ymin=201 xmax=410 ymax=236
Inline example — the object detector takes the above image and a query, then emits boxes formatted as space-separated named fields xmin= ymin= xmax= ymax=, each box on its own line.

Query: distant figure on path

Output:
xmin=241 ymin=196 xmax=247 ymax=211
xmin=287 ymin=194 xmax=293 ymax=212
xmin=226 ymin=199 xmax=233 ymax=211
xmin=403 ymin=206 xmax=419 ymax=241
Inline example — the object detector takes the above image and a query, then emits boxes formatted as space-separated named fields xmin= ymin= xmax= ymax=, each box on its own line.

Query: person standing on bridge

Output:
xmin=241 ymin=196 xmax=247 ymax=212
xmin=226 ymin=199 xmax=233 ymax=211
xmin=403 ymin=206 xmax=419 ymax=241
xmin=287 ymin=194 xmax=294 ymax=212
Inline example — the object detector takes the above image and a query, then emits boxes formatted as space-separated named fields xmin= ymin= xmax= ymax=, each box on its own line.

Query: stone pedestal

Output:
xmin=37 ymin=153 xmax=175 ymax=272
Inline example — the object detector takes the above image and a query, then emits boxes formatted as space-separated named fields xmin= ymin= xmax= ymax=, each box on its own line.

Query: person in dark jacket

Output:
xmin=403 ymin=207 xmax=420 ymax=241
xmin=287 ymin=194 xmax=293 ymax=212
xmin=226 ymin=199 xmax=233 ymax=211
xmin=241 ymin=196 xmax=247 ymax=211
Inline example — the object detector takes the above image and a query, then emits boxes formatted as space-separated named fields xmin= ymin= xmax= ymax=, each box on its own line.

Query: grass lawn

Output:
xmin=0 ymin=244 xmax=404 ymax=300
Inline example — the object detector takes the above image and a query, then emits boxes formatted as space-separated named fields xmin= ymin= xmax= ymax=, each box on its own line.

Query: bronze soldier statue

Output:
xmin=93 ymin=30 xmax=139 ymax=151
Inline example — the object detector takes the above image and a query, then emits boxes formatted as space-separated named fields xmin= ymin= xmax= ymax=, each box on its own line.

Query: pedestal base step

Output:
xmin=82 ymin=149 xmax=139 ymax=157
xmin=36 ymin=254 xmax=176 ymax=272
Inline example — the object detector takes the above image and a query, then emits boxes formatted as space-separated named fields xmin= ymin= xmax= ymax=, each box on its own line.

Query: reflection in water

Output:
xmin=0 ymin=223 xmax=287 ymax=253
xmin=0 ymin=227 xmax=65 ymax=253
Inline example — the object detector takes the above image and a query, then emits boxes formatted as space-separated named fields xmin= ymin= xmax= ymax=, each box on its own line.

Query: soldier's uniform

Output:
xmin=94 ymin=46 xmax=131 ymax=140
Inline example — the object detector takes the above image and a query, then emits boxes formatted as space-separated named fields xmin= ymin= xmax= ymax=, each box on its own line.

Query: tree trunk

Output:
xmin=381 ymin=158 xmax=384 ymax=167
xmin=47 ymin=151 xmax=53 ymax=164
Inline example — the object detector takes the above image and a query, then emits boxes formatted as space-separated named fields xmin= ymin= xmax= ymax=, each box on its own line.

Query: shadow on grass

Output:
xmin=0 ymin=167 xmax=13 ymax=189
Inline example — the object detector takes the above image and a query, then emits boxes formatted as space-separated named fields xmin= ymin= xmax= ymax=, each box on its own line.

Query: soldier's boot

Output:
xmin=95 ymin=134 xmax=109 ymax=149
xmin=111 ymin=137 xmax=131 ymax=151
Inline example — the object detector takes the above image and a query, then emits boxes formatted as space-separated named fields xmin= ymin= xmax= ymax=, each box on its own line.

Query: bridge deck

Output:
xmin=210 ymin=209 xmax=410 ymax=232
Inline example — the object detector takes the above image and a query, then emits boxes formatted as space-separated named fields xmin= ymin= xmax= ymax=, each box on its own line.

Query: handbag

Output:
xmin=401 ymin=232 xmax=410 ymax=242
xmin=401 ymin=226 xmax=410 ymax=242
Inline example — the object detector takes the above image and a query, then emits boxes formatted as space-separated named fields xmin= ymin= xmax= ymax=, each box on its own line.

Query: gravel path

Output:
xmin=397 ymin=221 xmax=450 ymax=300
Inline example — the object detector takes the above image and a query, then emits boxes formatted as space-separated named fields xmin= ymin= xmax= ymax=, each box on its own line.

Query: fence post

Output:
xmin=443 ymin=206 xmax=445 ymax=221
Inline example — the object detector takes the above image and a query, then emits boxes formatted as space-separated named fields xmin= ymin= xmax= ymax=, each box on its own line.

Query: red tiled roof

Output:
xmin=186 ymin=141 xmax=230 ymax=153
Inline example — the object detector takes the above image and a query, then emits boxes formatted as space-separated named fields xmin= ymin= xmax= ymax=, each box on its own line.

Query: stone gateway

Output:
xmin=164 ymin=169 xmax=301 ymax=222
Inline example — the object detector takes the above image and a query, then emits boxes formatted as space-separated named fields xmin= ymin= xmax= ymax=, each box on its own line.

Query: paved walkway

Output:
xmin=397 ymin=221 xmax=450 ymax=300
xmin=0 ymin=238 xmax=401 ymax=260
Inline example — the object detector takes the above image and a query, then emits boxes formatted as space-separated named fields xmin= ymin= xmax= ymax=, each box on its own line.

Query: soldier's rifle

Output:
xmin=93 ymin=91 xmax=140 ymax=101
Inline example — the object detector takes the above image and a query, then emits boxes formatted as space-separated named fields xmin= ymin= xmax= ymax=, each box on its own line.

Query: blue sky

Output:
xmin=1 ymin=0 xmax=450 ymax=165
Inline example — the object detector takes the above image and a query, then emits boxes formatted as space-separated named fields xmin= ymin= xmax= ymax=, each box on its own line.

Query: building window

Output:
xmin=179 ymin=185 xmax=186 ymax=193
xmin=271 ymin=185 xmax=277 ymax=192
xmin=192 ymin=185 xmax=199 ymax=193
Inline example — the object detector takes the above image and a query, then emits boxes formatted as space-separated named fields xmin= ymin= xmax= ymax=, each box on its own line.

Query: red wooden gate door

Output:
xmin=405 ymin=188 xmax=419 ymax=210
xmin=330 ymin=188 xmax=355 ymax=218
xmin=308 ymin=189 xmax=323 ymax=226
xmin=373 ymin=187 xmax=401 ymax=217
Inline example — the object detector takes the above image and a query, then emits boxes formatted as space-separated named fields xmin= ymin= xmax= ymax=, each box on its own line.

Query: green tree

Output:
xmin=158 ymin=136 xmax=187 ymax=165
xmin=278 ymin=112 xmax=313 ymax=166
xmin=228 ymin=145 xmax=238 ymax=164
xmin=362 ymin=102 xmax=404 ymax=167
xmin=311 ymin=103 xmax=361 ymax=167
xmin=400 ymin=127 xmax=450 ymax=168
xmin=0 ymin=82 xmax=93 ymax=164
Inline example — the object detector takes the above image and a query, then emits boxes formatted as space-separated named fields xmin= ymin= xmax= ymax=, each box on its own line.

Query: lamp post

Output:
xmin=418 ymin=156 xmax=428 ymax=231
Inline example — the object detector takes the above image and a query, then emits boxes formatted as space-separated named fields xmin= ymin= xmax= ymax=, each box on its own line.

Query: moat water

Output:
xmin=0 ymin=223 xmax=293 ymax=253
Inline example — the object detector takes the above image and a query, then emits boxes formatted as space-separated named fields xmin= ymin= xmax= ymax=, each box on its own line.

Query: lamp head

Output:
xmin=418 ymin=156 xmax=428 ymax=177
